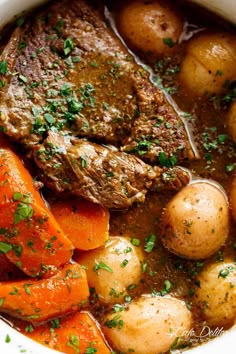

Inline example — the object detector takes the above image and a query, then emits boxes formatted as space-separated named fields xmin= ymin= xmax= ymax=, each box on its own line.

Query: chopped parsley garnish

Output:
xmin=60 ymin=83 xmax=71 ymax=96
xmin=54 ymin=19 xmax=65 ymax=36
xmin=0 ymin=60 xmax=8 ymax=75
xmin=44 ymin=113 xmax=55 ymax=124
xmin=163 ymin=38 xmax=175 ymax=48
xmin=218 ymin=134 xmax=227 ymax=144
xmin=130 ymin=238 xmax=140 ymax=247
xmin=222 ymin=80 xmax=236 ymax=103
xmin=112 ymin=304 xmax=124 ymax=313
xmin=0 ymin=80 xmax=5 ymax=88
xmin=226 ymin=163 xmax=235 ymax=172
xmin=64 ymin=38 xmax=75 ymax=56
xmin=66 ymin=335 xmax=80 ymax=353
xmin=25 ymin=324 xmax=34 ymax=333
xmin=23 ymin=284 xmax=32 ymax=295
xmin=13 ymin=192 xmax=23 ymax=201
xmin=141 ymin=261 xmax=147 ymax=273
xmin=5 ymin=334 xmax=11 ymax=343
xmin=152 ymin=279 xmax=172 ymax=296
xmin=158 ymin=152 xmax=177 ymax=168
xmin=136 ymin=140 xmax=151 ymax=156
xmin=85 ymin=347 xmax=98 ymax=354
xmin=218 ymin=266 xmax=236 ymax=278
xmin=144 ymin=234 xmax=156 ymax=252
xmin=104 ymin=314 xmax=124 ymax=329
xmin=71 ymin=56 xmax=80 ymax=63
xmin=0 ymin=242 xmax=12 ymax=253
xmin=93 ymin=261 xmax=113 ymax=273
xmin=50 ymin=318 xmax=61 ymax=329
xmin=12 ymin=244 xmax=23 ymax=257
xmin=80 ymin=156 xmax=87 ymax=168
xmin=67 ymin=97 xmax=83 ymax=113
xmin=14 ymin=202 xmax=34 ymax=224
xmin=216 ymin=69 xmax=223 ymax=76
xmin=121 ymin=259 xmax=129 ymax=268
xmin=18 ymin=41 xmax=27 ymax=50
xmin=18 ymin=74 xmax=28 ymax=83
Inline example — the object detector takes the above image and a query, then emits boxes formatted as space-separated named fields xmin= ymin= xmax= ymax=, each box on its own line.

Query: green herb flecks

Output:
xmin=218 ymin=266 xmax=236 ymax=279
xmin=158 ymin=152 xmax=177 ymax=168
xmin=0 ymin=60 xmax=8 ymax=75
xmin=144 ymin=234 xmax=156 ymax=252
xmin=14 ymin=202 xmax=34 ymax=224
xmin=0 ymin=242 xmax=12 ymax=253
xmin=66 ymin=334 xmax=80 ymax=353
xmin=152 ymin=279 xmax=172 ymax=296
xmin=104 ymin=314 xmax=124 ymax=329
xmin=64 ymin=38 xmax=75 ymax=56
xmin=163 ymin=38 xmax=175 ymax=48
xmin=93 ymin=261 xmax=113 ymax=273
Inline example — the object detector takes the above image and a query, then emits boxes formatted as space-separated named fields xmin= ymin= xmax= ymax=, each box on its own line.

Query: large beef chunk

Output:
xmin=122 ymin=77 xmax=193 ymax=163
xmin=32 ymin=132 xmax=190 ymax=209
xmin=0 ymin=0 xmax=195 ymax=164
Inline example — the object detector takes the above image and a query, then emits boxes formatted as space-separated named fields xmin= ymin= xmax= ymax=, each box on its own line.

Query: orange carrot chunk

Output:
xmin=22 ymin=311 xmax=111 ymax=353
xmin=0 ymin=263 xmax=89 ymax=323
xmin=0 ymin=146 xmax=73 ymax=276
xmin=51 ymin=198 xmax=109 ymax=250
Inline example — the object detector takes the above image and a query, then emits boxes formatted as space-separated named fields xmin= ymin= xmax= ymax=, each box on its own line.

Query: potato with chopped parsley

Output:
xmin=102 ymin=295 xmax=192 ymax=354
xmin=77 ymin=236 xmax=143 ymax=304
xmin=194 ymin=260 xmax=236 ymax=327
xmin=117 ymin=0 xmax=183 ymax=57
xmin=161 ymin=181 xmax=229 ymax=259
xmin=179 ymin=32 xmax=236 ymax=96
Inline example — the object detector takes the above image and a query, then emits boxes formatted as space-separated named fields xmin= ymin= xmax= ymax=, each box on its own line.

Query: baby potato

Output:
xmin=118 ymin=0 xmax=182 ymax=56
xmin=179 ymin=32 xmax=236 ymax=96
xmin=161 ymin=181 xmax=229 ymax=259
xmin=227 ymin=101 xmax=236 ymax=143
xmin=102 ymin=295 xmax=192 ymax=354
xmin=77 ymin=236 xmax=143 ymax=304
xmin=194 ymin=260 xmax=236 ymax=327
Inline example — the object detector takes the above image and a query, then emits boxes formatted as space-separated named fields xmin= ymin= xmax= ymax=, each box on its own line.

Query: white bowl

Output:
xmin=0 ymin=0 xmax=235 ymax=353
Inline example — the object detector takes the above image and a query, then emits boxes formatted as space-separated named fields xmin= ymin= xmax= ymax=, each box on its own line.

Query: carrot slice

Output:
xmin=51 ymin=198 xmax=109 ymax=250
xmin=0 ymin=263 xmax=89 ymax=323
xmin=0 ymin=146 xmax=73 ymax=276
xmin=21 ymin=311 xmax=111 ymax=353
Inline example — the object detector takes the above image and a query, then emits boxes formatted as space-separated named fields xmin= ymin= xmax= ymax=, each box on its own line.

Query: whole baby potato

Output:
xmin=103 ymin=295 xmax=192 ymax=354
xmin=194 ymin=260 xmax=236 ymax=327
xmin=179 ymin=32 xmax=236 ymax=96
xmin=77 ymin=236 xmax=143 ymax=304
xmin=161 ymin=181 xmax=229 ymax=259
xmin=227 ymin=101 xmax=236 ymax=143
xmin=118 ymin=0 xmax=183 ymax=56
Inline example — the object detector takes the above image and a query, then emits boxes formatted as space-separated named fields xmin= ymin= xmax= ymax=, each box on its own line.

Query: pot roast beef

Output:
xmin=33 ymin=131 xmax=190 ymax=209
xmin=0 ymin=0 xmax=195 ymax=160
xmin=0 ymin=0 xmax=195 ymax=208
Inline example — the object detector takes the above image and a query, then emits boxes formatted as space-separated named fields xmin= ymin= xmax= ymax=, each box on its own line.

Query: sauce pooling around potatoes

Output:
xmin=107 ymin=0 xmax=236 ymax=351
xmin=0 ymin=0 xmax=236 ymax=353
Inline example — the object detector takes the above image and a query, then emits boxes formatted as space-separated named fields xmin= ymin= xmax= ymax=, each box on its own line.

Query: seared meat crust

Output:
xmin=0 ymin=0 xmax=194 ymax=208
xmin=0 ymin=0 xmax=194 ymax=163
